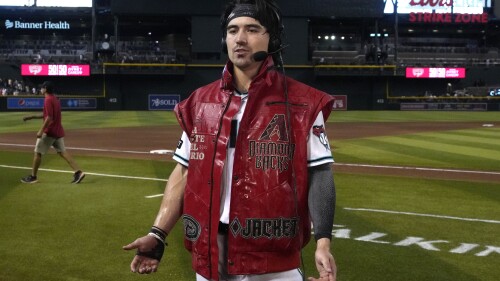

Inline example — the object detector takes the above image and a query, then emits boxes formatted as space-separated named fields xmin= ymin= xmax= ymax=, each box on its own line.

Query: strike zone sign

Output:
xmin=409 ymin=12 xmax=488 ymax=23
xmin=385 ymin=0 xmax=491 ymax=23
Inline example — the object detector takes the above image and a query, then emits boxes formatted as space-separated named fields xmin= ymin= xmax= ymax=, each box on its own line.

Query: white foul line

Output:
xmin=0 ymin=164 xmax=167 ymax=182
xmin=345 ymin=207 xmax=500 ymax=224
xmin=145 ymin=194 xmax=164 ymax=198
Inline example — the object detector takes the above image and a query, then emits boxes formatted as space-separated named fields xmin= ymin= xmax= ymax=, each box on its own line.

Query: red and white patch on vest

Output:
xmin=313 ymin=125 xmax=330 ymax=150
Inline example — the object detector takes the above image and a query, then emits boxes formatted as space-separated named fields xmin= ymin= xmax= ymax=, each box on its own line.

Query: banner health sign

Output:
xmin=60 ymin=98 xmax=96 ymax=109
xmin=4 ymin=19 xmax=70 ymax=30
xmin=149 ymin=94 xmax=180 ymax=111
xmin=7 ymin=98 xmax=96 ymax=110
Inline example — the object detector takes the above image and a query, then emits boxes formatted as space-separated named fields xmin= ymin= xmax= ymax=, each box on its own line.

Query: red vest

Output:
xmin=174 ymin=57 xmax=334 ymax=280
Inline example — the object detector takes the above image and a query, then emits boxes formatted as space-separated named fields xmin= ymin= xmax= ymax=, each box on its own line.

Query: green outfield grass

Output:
xmin=333 ymin=127 xmax=500 ymax=171
xmin=1 ymin=110 xmax=499 ymax=134
xmin=0 ymin=111 xmax=178 ymax=134
xmin=0 ymin=111 xmax=499 ymax=281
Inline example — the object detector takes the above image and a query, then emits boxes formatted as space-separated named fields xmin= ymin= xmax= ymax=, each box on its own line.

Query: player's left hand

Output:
xmin=307 ymin=246 xmax=337 ymax=281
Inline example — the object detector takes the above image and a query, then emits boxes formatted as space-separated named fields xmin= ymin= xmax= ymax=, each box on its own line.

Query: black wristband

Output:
xmin=150 ymin=226 xmax=168 ymax=244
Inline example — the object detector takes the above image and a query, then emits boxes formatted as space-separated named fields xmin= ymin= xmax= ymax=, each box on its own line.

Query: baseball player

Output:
xmin=124 ymin=1 xmax=337 ymax=280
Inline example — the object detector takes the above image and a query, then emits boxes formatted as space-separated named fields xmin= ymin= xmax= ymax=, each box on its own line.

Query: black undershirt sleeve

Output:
xmin=308 ymin=163 xmax=336 ymax=241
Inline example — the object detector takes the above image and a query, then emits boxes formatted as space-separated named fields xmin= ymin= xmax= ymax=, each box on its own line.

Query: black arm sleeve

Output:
xmin=308 ymin=163 xmax=336 ymax=241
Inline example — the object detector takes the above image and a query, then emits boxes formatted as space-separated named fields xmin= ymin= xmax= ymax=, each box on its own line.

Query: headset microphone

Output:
xmin=252 ymin=51 xmax=268 ymax=62
xmin=251 ymin=44 xmax=289 ymax=62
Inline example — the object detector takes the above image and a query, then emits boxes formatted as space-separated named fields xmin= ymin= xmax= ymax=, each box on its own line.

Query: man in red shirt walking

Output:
xmin=21 ymin=81 xmax=85 ymax=184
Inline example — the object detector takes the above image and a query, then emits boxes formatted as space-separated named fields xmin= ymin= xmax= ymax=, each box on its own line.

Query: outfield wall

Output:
xmin=1 ymin=64 xmax=500 ymax=111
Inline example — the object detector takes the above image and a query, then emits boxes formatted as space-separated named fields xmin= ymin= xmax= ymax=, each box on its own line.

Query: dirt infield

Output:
xmin=1 ymin=121 xmax=499 ymax=183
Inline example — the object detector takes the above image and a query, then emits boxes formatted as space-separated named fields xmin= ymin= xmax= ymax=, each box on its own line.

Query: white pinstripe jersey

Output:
xmin=173 ymin=91 xmax=334 ymax=223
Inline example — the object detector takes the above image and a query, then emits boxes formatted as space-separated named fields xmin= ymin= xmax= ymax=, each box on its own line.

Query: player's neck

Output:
xmin=233 ymin=69 xmax=256 ymax=94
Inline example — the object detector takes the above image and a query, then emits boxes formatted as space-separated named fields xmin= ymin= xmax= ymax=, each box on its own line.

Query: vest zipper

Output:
xmin=207 ymin=93 xmax=233 ymax=278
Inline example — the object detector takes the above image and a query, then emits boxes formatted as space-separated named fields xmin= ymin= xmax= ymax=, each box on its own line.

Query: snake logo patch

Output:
xmin=182 ymin=215 xmax=201 ymax=242
xmin=313 ymin=125 xmax=330 ymax=150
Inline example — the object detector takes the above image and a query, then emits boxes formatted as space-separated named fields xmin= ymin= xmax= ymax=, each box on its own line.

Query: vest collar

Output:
xmin=220 ymin=56 xmax=275 ymax=92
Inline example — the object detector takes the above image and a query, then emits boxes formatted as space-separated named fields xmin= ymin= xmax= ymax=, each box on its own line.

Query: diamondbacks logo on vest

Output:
xmin=259 ymin=114 xmax=289 ymax=141
xmin=249 ymin=114 xmax=295 ymax=172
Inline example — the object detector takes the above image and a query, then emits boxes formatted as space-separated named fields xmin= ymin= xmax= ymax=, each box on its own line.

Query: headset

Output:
xmin=220 ymin=0 xmax=285 ymax=59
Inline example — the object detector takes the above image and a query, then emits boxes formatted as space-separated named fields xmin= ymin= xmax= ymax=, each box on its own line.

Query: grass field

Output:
xmin=0 ymin=110 xmax=499 ymax=281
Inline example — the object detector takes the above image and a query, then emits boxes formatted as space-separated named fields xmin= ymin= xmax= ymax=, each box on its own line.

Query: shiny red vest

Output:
xmin=174 ymin=57 xmax=334 ymax=280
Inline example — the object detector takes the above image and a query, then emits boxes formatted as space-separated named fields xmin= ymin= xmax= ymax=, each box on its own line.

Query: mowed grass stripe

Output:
xmin=334 ymin=138 xmax=498 ymax=170
xmin=417 ymin=128 xmax=500 ymax=146
xmin=375 ymin=136 xmax=500 ymax=161
xmin=333 ymin=141 xmax=450 ymax=167
xmin=402 ymin=133 xmax=500 ymax=152
xmin=446 ymin=128 xmax=500 ymax=139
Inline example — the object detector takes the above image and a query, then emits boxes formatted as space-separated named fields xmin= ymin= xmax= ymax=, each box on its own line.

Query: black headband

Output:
xmin=226 ymin=4 xmax=257 ymax=25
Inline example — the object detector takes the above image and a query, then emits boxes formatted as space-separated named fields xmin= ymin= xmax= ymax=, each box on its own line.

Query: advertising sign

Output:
xmin=4 ymin=19 xmax=70 ymax=30
xmin=7 ymin=98 xmax=44 ymax=109
xmin=385 ymin=0 xmax=490 ymax=14
xmin=149 ymin=94 xmax=180 ymax=111
xmin=21 ymin=64 xmax=90 ymax=76
xmin=401 ymin=103 xmax=487 ymax=111
xmin=406 ymin=67 xmax=466 ymax=78
xmin=332 ymin=95 xmax=347 ymax=110
xmin=384 ymin=0 xmax=490 ymax=23
xmin=60 ymin=98 xmax=97 ymax=109
xmin=7 ymin=97 xmax=97 ymax=110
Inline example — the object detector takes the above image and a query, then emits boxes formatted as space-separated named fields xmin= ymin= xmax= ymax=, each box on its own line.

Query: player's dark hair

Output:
xmin=220 ymin=0 xmax=284 ymax=59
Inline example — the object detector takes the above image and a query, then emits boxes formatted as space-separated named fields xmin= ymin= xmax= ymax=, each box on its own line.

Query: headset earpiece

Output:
xmin=221 ymin=37 xmax=228 ymax=54
xmin=268 ymin=9 xmax=284 ymax=53
xmin=268 ymin=31 xmax=283 ymax=53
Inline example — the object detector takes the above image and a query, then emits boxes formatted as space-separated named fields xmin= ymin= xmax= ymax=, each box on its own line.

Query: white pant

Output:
xmin=196 ymin=233 xmax=303 ymax=281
